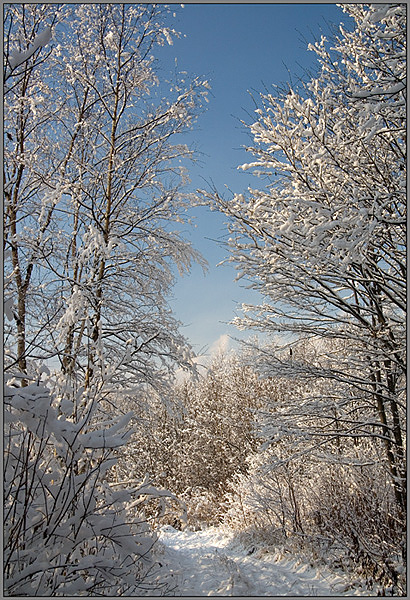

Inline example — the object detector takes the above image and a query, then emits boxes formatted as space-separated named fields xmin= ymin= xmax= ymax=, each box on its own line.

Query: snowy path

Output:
xmin=157 ymin=526 xmax=371 ymax=596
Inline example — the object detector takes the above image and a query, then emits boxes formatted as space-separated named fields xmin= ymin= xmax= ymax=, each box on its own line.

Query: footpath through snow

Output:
xmin=157 ymin=525 xmax=373 ymax=596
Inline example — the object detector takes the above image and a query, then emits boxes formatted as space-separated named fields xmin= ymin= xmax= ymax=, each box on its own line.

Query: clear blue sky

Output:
xmin=158 ymin=3 xmax=351 ymax=356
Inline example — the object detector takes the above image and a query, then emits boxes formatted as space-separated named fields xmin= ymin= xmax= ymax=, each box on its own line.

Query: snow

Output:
xmin=9 ymin=26 xmax=52 ymax=69
xmin=4 ymin=296 xmax=14 ymax=321
xmin=157 ymin=526 xmax=372 ymax=596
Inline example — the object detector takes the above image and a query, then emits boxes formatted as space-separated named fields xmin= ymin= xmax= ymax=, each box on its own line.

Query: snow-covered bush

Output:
xmin=4 ymin=374 xmax=173 ymax=596
xmin=179 ymin=487 xmax=229 ymax=530
xmin=225 ymin=447 xmax=406 ymax=595
xmin=118 ymin=352 xmax=267 ymax=527
xmin=222 ymin=342 xmax=406 ymax=596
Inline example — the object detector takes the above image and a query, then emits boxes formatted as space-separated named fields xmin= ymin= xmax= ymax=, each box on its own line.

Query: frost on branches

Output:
xmin=203 ymin=4 xmax=406 ymax=516
xmin=120 ymin=351 xmax=266 ymax=529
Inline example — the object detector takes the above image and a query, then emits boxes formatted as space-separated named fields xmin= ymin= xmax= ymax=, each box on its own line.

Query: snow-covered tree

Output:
xmin=4 ymin=4 xmax=65 ymax=377
xmin=52 ymin=4 xmax=208 ymax=391
xmin=3 ymin=5 xmax=208 ymax=594
xmin=4 ymin=4 xmax=208 ymax=395
xmin=204 ymin=3 xmax=406 ymax=514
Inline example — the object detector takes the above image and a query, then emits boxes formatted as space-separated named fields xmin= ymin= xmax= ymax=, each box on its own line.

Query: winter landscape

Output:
xmin=4 ymin=3 xmax=406 ymax=597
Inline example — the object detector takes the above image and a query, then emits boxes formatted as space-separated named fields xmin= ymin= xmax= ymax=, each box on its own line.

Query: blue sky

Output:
xmin=158 ymin=3 xmax=351 ymax=356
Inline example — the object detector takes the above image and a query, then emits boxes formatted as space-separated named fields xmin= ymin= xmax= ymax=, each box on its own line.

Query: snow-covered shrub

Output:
xmin=223 ymin=441 xmax=406 ymax=595
xmin=179 ymin=487 xmax=229 ymax=530
xmin=4 ymin=374 xmax=173 ymax=596
xmin=306 ymin=461 xmax=405 ymax=595
xmin=118 ymin=352 xmax=267 ymax=527
xmin=220 ymin=334 xmax=405 ymax=595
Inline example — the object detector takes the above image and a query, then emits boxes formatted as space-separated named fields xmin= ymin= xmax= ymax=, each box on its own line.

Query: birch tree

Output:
xmin=204 ymin=4 xmax=406 ymax=513
xmin=51 ymin=4 xmax=208 ymax=391
xmin=4 ymin=4 xmax=63 ymax=377
xmin=4 ymin=4 xmax=209 ymax=394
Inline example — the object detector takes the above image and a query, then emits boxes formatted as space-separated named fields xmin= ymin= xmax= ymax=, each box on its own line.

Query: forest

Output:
xmin=3 ymin=3 xmax=406 ymax=596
